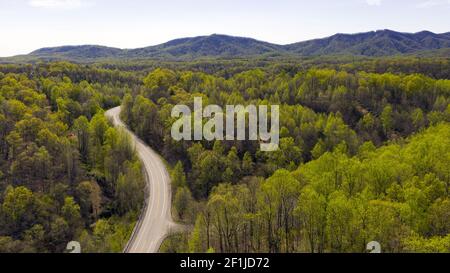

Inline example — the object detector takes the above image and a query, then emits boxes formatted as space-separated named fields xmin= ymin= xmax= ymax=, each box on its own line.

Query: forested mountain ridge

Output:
xmin=31 ymin=45 xmax=123 ymax=59
xmin=4 ymin=30 xmax=450 ymax=62
xmin=24 ymin=34 xmax=286 ymax=60
xmin=285 ymin=30 xmax=450 ymax=56
xmin=126 ymin=34 xmax=285 ymax=59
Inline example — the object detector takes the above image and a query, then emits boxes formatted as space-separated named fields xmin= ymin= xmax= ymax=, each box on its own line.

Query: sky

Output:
xmin=0 ymin=0 xmax=449 ymax=57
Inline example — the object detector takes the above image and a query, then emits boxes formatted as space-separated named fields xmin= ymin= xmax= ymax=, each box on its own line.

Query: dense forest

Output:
xmin=0 ymin=63 xmax=144 ymax=252
xmin=0 ymin=57 xmax=448 ymax=252
xmin=117 ymin=59 xmax=450 ymax=253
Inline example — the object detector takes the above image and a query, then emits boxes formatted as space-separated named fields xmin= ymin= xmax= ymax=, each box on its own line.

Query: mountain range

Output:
xmin=5 ymin=30 xmax=450 ymax=61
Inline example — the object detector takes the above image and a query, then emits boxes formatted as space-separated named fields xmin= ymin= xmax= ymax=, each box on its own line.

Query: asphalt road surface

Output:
xmin=106 ymin=106 xmax=174 ymax=253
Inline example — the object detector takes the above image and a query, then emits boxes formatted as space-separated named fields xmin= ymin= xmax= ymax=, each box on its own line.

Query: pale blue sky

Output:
xmin=0 ymin=0 xmax=449 ymax=57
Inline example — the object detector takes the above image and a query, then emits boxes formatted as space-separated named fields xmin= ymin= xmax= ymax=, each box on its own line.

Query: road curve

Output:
xmin=105 ymin=106 xmax=174 ymax=253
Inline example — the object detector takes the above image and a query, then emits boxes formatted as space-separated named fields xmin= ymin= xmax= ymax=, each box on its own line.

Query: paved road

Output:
xmin=106 ymin=106 xmax=174 ymax=253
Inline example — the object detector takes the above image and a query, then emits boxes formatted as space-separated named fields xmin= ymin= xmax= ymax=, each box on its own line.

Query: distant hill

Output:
xmin=126 ymin=34 xmax=286 ymax=59
xmin=284 ymin=30 xmax=450 ymax=56
xmin=3 ymin=30 xmax=450 ymax=62
xmin=30 ymin=45 xmax=122 ymax=59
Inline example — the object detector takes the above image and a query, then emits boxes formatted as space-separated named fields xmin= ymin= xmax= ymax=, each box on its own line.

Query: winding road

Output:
xmin=105 ymin=106 xmax=175 ymax=253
